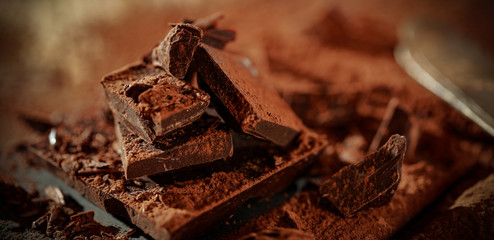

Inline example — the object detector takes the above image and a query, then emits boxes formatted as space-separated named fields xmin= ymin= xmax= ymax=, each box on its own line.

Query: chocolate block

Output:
xmin=194 ymin=44 xmax=303 ymax=146
xmin=24 ymin=112 xmax=326 ymax=240
xmin=102 ymin=63 xmax=210 ymax=142
xmin=151 ymin=24 xmax=203 ymax=79
xmin=116 ymin=117 xmax=233 ymax=179
xmin=319 ymin=134 xmax=406 ymax=216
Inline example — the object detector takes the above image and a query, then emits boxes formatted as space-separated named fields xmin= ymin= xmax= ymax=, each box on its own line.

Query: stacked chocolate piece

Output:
xmin=21 ymin=13 xmax=410 ymax=240
xmin=102 ymin=14 xmax=306 ymax=179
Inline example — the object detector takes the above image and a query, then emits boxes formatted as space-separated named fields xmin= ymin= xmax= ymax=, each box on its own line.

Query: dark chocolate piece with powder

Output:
xmin=24 ymin=111 xmax=326 ymax=240
xmin=116 ymin=116 xmax=233 ymax=179
xmin=320 ymin=134 xmax=406 ymax=216
xmin=194 ymin=44 xmax=303 ymax=146
xmin=102 ymin=63 xmax=210 ymax=142
xmin=151 ymin=23 xmax=203 ymax=79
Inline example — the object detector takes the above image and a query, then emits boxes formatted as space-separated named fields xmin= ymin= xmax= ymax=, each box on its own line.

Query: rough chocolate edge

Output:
xmin=103 ymin=85 xmax=156 ymax=142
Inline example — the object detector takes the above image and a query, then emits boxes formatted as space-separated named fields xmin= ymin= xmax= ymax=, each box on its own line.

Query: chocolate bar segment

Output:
xmin=151 ymin=24 xmax=203 ymax=79
xmin=102 ymin=63 xmax=210 ymax=142
xmin=24 ymin=112 xmax=326 ymax=240
xmin=116 ymin=117 xmax=233 ymax=179
xmin=319 ymin=134 xmax=406 ymax=216
xmin=195 ymin=44 xmax=303 ymax=146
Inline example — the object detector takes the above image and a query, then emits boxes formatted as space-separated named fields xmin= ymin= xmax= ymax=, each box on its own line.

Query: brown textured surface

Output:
xmin=116 ymin=116 xmax=233 ymax=179
xmin=151 ymin=24 xmax=203 ymax=79
xmin=319 ymin=135 xmax=406 ymax=216
xmin=23 ymin=109 xmax=326 ymax=240
xmin=0 ymin=174 xmax=128 ymax=239
xmin=102 ymin=62 xmax=210 ymax=142
xmin=194 ymin=44 xmax=304 ymax=146
xmin=1 ymin=1 xmax=494 ymax=239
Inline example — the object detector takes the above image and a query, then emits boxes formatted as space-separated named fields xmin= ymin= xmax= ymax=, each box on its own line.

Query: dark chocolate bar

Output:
xmin=116 ymin=116 xmax=233 ymax=179
xmin=194 ymin=44 xmax=303 ymax=146
xmin=151 ymin=24 xmax=203 ymax=79
xmin=102 ymin=63 xmax=210 ymax=143
xmin=319 ymin=134 xmax=406 ymax=216
xmin=25 ymin=112 xmax=326 ymax=240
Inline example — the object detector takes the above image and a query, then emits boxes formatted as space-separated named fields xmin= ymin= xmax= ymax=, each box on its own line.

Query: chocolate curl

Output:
xmin=320 ymin=134 xmax=407 ymax=217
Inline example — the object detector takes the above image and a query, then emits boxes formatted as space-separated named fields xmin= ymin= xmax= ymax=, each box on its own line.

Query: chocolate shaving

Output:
xmin=239 ymin=228 xmax=315 ymax=240
xmin=319 ymin=134 xmax=406 ymax=216
xmin=368 ymin=98 xmax=419 ymax=161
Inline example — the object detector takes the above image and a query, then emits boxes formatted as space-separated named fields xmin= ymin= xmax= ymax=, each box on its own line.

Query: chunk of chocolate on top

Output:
xmin=194 ymin=44 xmax=303 ymax=146
xmin=102 ymin=63 xmax=210 ymax=143
xmin=115 ymin=116 xmax=233 ymax=179
xmin=319 ymin=134 xmax=407 ymax=217
xmin=151 ymin=23 xmax=203 ymax=79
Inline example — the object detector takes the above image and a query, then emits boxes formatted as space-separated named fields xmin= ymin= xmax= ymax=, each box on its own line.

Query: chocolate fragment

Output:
xmin=0 ymin=173 xmax=125 ymax=239
xmin=239 ymin=228 xmax=315 ymax=240
xmin=184 ymin=12 xmax=236 ymax=49
xmin=320 ymin=134 xmax=406 ymax=216
xmin=24 ymin=112 xmax=326 ymax=240
xmin=201 ymin=29 xmax=236 ymax=49
xmin=102 ymin=64 xmax=210 ymax=142
xmin=195 ymin=44 xmax=303 ymax=146
xmin=151 ymin=23 xmax=203 ymax=79
xmin=116 ymin=116 xmax=233 ymax=179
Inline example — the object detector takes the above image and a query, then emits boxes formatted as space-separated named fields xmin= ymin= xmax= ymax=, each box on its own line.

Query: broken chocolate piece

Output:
xmin=319 ymin=134 xmax=406 ymax=216
xmin=102 ymin=64 xmax=210 ymax=142
xmin=116 ymin=116 xmax=233 ymax=179
xmin=24 ymin=112 xmax=326 ymax=240
xmin=239 ymin=228 xmax=315 ymax=240
xmin=151 ymin=23 xmax=203 ymax=79
xmin=195 ymin=44 xmax=303 ymax=146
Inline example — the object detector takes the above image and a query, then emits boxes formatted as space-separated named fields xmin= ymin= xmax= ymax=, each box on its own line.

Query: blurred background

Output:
xmin=1 ymin=0 xmax=493 ymax=154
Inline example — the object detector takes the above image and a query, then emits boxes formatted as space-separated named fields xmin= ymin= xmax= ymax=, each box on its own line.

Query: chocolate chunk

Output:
xmin=239 ymin=228 xmax=315 ymax=240
xmin=151 ymin=23 xmax=203 ymax=79
xmin=116 ymin=116 xmax=233 ymax=179
xmin=184 ymin=12 xmax=236 ymax=49
xmin=102 ymin=63 xmax=210 ymax=142
xmin=25 ymin=112 xmax=326 ymax=240
xmin=319 ymin=134 xmax=406 ymax=216
xmin=194 ymin=44 xmax=303 ymax=146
